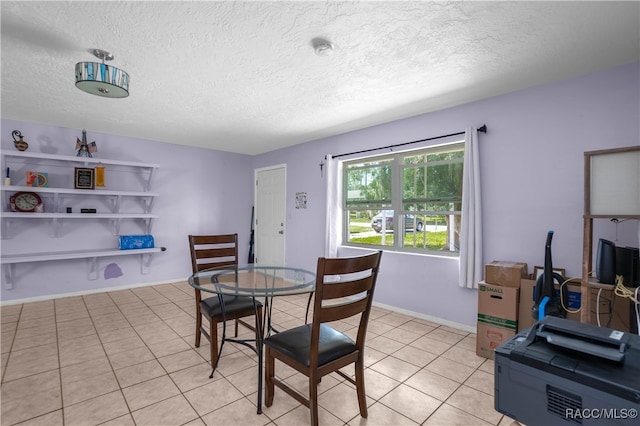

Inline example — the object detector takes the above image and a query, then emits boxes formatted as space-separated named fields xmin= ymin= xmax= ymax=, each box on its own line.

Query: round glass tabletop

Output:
xmin=188 ymin=263 xmax=316 ymax=297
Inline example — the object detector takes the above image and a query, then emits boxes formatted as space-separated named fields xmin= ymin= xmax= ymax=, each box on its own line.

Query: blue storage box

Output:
xmin=119 ymin=235 xmax=155 ymax=250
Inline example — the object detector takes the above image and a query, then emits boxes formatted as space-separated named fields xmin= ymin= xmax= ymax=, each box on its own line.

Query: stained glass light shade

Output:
xmin=75 ymin=61 xmax=129 ymax=98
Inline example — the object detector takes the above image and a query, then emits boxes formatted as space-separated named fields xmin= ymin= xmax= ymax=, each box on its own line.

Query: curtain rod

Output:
xmin=331 ymin=124 xmax=487 ymax=159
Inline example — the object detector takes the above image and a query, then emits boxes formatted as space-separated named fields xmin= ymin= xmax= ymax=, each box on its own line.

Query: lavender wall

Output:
xmin=1 ymin=121 xmax=253 ymax=301
xmin=253 ymin=62 xmax=640 ymax=327
xmin=2 ymin=62 xmax=638 ymax=329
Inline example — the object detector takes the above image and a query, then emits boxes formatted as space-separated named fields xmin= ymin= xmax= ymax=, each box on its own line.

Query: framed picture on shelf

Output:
xmin=74 ymin=167 xmax=95 ymax=189
xmin=533 ymin=266 xmax=566 ymax=283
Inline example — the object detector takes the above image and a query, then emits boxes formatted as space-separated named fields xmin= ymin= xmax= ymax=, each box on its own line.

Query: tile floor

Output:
xmin=1 ymin=282 xmax=517 ymax=426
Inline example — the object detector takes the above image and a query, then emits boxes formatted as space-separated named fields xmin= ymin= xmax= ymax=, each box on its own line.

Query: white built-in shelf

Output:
xmin=1 ymin=212 xmax=158 ymax=238
xmin=1 ymin=151 xmax=165 ymax=290
xmin=0 ymin=185 xmax=159 ymax=198
xmin=1 ymin=185 xmax=158 ymax=228
xmin=2 ymin=151 xmax=159 ymax=192
xmin=2 ymin=151 xmax=159 ymax=169
xmin=0 ymin=247 xmax=164 ymax=264
xmin=1 ymin=212 xmax=158 ymax=219
xmin=1 ymin=247 xmax=166 ymax=289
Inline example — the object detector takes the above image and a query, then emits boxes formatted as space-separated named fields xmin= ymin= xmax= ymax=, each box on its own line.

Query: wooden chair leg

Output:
xmin=209 ymin=319 xmax=219 ymax=368
xmin=265 ymin=347 xmax=275 ymax=407
xmin=255 ymin=307 xmax=263 ymax=343
xmin=355 ymin=357 xmax=368 ymax=417
xmin=309 ymin=374 xmax=319 ymax=426
xmin=195 ymin=310 xmax=202 ymax=348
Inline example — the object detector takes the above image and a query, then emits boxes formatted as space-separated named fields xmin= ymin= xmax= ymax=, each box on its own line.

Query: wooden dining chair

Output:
xmin=188 ymin=234 xmax=263 ymax=368
xmin=264 ymin=250 xmax=383 ymax=426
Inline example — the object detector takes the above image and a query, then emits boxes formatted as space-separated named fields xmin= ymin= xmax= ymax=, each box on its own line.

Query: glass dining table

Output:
xmin=188 ymin=263 xmax=316 ymax=414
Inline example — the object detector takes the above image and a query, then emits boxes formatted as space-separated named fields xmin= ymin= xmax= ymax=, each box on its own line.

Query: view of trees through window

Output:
xmin=343 ymin=142 xmax=464 ymax=254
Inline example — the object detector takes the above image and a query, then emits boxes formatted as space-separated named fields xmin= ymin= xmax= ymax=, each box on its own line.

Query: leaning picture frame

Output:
xmin=533 ymin=266 xmax=566 ymax=283
xmin=74 ymin=167 xmax=95 ymax=189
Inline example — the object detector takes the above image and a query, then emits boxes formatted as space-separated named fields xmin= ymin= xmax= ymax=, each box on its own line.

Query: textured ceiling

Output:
xmin=1 ymin=1 xmax=639 ymax=155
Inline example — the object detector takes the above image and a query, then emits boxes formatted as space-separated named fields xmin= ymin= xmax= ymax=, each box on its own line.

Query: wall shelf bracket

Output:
xmin=88 ymin=257 xmax=98 ymax=280
xmin=3 ymin=264 xmax=15 ymax=290
xmin=141 ymin=253 xmax=153 ymax=274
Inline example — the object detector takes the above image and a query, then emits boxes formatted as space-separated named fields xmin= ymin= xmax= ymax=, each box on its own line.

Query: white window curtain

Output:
xmin=459 ymin=127 xmax=483 ymax=288
xmin=324 ymin=155 xmax=342 ymax=257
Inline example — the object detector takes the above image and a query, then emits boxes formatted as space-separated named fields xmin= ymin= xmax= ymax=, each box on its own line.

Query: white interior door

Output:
xmin=255 ymin=165 xmax=286 ymax=265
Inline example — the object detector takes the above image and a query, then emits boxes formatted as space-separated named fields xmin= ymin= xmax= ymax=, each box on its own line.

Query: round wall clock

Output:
xmin=10 ymin=191 xmax=42 ymax=212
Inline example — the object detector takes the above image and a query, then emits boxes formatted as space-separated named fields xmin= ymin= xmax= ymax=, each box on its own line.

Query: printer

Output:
xmin=495 ymin=316 xmax=640 ymax=425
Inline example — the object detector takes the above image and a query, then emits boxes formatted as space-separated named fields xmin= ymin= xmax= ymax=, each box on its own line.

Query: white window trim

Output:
xmin=341 ymin=139 xmax=465 ymax=256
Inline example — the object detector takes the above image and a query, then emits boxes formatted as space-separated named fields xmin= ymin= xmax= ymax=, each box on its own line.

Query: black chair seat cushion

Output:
xmin=201 ymin=295 xmax=263 ymax=318
xmin=264 ymin=323 xmax=356 ymax=367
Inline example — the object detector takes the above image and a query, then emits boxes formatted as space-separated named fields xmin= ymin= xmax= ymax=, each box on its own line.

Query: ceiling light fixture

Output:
xmin=75 ymin=49 xmax=129 ymax=98
xmin=312 ymin=38 xmax=334 ymax=56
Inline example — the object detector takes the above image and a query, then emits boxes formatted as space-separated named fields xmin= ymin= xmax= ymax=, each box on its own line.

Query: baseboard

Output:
xmin=0 ymin=278 xmax=183 ymax=306
xmin=372 ymin=301 xmax=476 ymax=334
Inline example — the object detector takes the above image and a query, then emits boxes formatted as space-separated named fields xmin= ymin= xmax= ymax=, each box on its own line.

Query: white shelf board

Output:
xmin=1 ymin=185 xmax=158 ymax=197
xmin=1 ymin=247 xmax=164 ymax=264
xmin=2 ymin=151 xmax=159 ymax=169
xmin=1 ymin=247 xmax=166 ymax=289
xmin=1 ymin=212 xmax=158 ymax=219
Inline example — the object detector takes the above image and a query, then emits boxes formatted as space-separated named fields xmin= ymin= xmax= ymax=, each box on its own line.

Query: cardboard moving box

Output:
xmin=588 ymin=287 xmax=633 ymax=333
xmin=518 ymin=279 xmax=581 ymax=331
xmin=518 ymin=279 xmax=633 ymax=333
xmin=476 ymin=281 xmax=519 ymax=359
xmin=485 ymin=261 xmax=528 ymax=288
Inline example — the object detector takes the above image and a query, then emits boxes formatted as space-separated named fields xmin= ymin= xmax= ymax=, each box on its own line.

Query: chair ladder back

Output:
xmin=195 ymin=257 xmax=237 ymax=272
xmin=321 ymin=276 xmax=374 ymax=300
xmin=312 ymin=251 xmax=382 ymax=325
xmin=191 ymin=234 xmax=237 ymax=245
xmin=320 ymin=255 xmax=380 ymax=276
xmin=195 ymin=246 xmax=236 ymax=260
xmin=188 ymin=234 xmax=238 ymax=274
xmin=318 ymin=297 xmax=369 ymax=324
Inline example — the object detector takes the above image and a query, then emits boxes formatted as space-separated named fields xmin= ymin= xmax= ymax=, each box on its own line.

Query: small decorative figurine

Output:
xmin=12 ymin=130 xmax=29 ymax=151
xmin=76 ymin=129 xmax=97 ymax=158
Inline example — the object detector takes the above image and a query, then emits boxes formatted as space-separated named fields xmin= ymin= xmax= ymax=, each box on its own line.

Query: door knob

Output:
xmin=278 ymin=230 xmax=284 ymax=234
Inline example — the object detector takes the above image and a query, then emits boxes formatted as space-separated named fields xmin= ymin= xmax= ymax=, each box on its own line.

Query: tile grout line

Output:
xmin=0 ymin=303 xmax=22 ymax=385
xmin=106 ymin=285 xmax=222 ymax=425
xmin=2 ymin=284 xmax=506 ymax=426
xmin=107 ymin=287 xmax=198 ymax=424
xmin=85 ymin=291 xmax=134 ymax=425
xmin=53 ymin=298 xmax=65 ymax=426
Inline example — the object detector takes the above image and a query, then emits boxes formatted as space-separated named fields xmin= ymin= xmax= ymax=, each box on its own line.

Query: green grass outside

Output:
xmin=349 ymin=224 xmax=371 ymax=233
xmin=348 ymin=214 xmax=452 ymax=250
xmin=350 ymin=215 xmax=447 ymax=226
xmin=349 ymin=231 xmax=448 ymax=250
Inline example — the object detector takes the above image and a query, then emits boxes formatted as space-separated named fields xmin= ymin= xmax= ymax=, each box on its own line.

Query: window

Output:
xmin=343 ymin=142 xmax=464 ymax=254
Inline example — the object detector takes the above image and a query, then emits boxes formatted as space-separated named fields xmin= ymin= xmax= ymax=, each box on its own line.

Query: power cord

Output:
xmin=559 ymin=273 xmax=609 ymax=325
xmin=559 ymin=276 xmax=582 ymax=314
xmin=614 ymin=274 xmax=640 ymax=304
xmin=613 ymin=274 xmax=640 ymax=335
xmin=636 ymin=287 xmax=640 ymax=336
xmin=561 ymin=273 xmax=638 ymax=334
xmin=595 ymin=288 xmax=614 ymax=328
xmin=597 ymin=288 xmax=603 ymax=327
